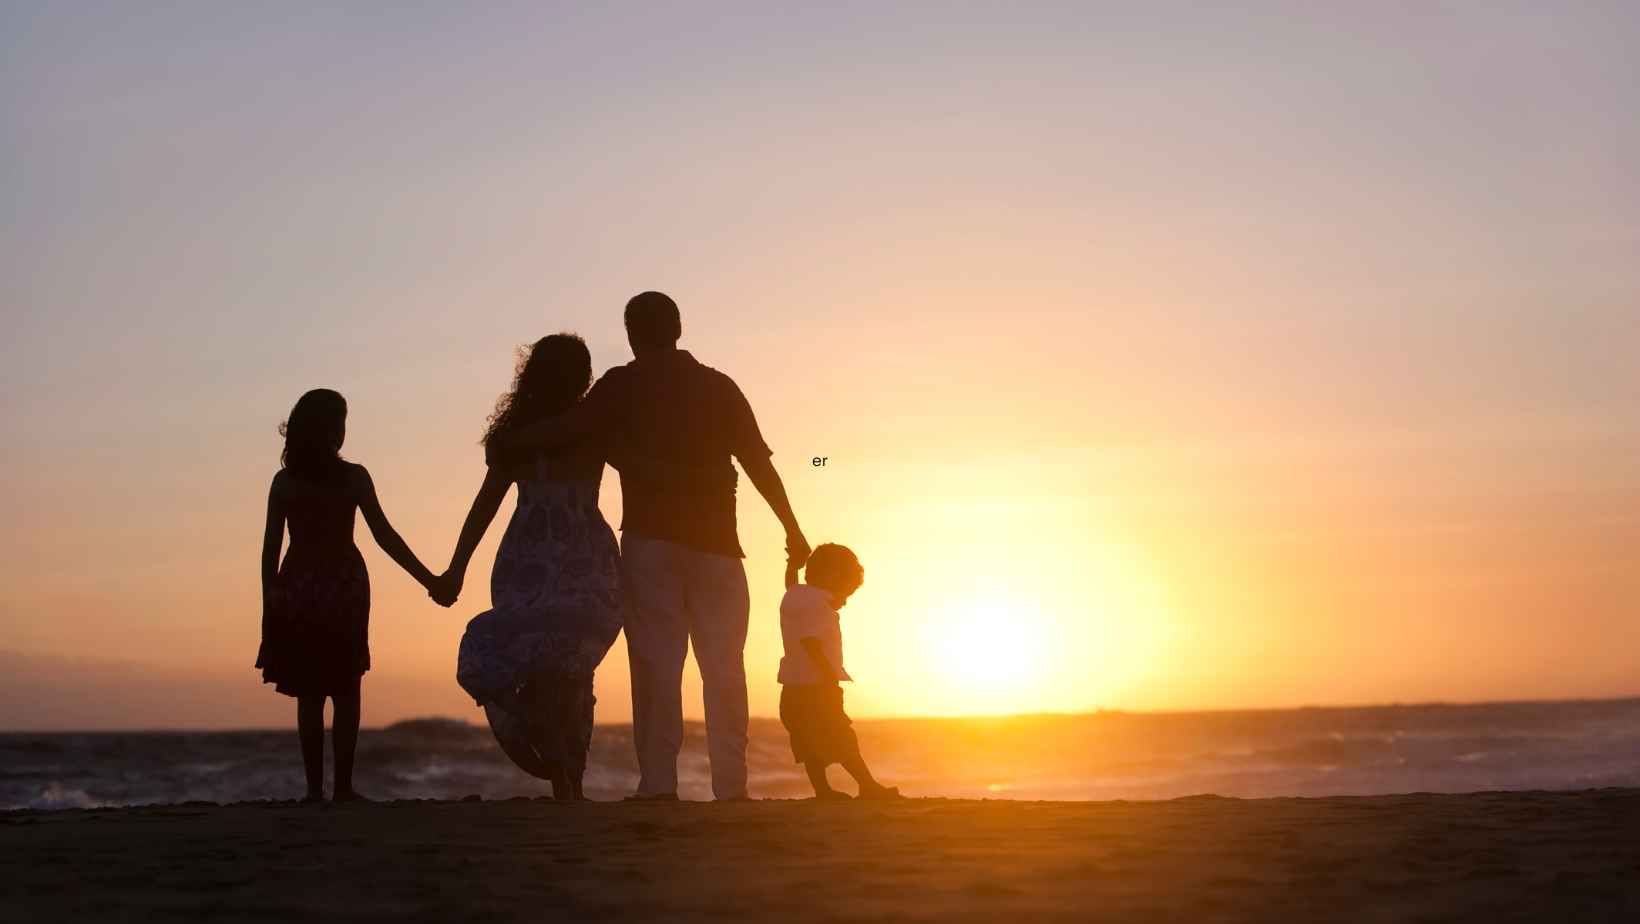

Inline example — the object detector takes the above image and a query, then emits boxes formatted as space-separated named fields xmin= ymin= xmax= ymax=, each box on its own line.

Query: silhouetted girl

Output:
xmin=258 ymin=388 xmax=436 ymax=802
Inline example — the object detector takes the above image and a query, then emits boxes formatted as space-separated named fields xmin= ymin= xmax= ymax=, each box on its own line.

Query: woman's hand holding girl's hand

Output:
xmin=428 ymin=569 xmax=462 ymax=608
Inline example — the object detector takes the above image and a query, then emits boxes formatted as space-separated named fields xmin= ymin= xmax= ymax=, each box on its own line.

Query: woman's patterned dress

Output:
xmin=456 ymin=463 xmax=622 ymax=780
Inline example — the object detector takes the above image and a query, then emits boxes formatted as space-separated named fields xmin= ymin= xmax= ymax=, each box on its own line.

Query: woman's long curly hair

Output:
xmin=280 ymin=388 xmax=348 ymax=481
xmin=483 ymin=334 xmax=593 ymax=458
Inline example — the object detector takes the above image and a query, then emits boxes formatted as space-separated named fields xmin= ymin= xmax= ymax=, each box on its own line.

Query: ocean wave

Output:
xmin=5 ymin=699 xmax=1640 ymax=809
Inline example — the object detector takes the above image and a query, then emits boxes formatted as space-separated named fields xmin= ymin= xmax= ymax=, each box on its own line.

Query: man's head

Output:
xmin=624 ymin=291 xmax=682 ymax=356
xmin=805 ymin=543 xmax=865 ymax=606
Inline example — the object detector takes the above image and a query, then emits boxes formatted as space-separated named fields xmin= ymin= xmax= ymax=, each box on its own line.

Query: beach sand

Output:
xmin=4 ymin=790 xmax=1638 ymax=922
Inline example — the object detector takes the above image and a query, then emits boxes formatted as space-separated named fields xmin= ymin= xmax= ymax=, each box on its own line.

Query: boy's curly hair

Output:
xmin=805 ymin=544 xmax=864 ymax=592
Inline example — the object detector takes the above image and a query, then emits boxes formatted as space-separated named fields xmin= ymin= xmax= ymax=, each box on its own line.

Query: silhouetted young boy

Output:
xmin=778 ymin=544 xmax=901 ymax=800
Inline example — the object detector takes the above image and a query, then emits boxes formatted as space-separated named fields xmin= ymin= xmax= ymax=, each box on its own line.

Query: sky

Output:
xmin=2 ymin=2 xmax=1636 ymax=730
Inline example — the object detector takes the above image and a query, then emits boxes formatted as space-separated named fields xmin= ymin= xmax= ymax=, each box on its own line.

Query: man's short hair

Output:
xmin=624 ymin=291 xmax=682 ymax=347
xmin=806 ymin=543 xmax=864 ymax=591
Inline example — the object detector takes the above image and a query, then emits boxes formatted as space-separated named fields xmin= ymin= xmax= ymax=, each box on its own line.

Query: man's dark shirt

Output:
xmin=587 ymin=349 xmax=770 ymax=558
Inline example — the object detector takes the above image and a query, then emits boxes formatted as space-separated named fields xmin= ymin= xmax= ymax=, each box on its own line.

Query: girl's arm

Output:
xmin=352 ymin=465 xmax=436 ymax=589
xmin=261 ymin=474 xmax=287 ymax=633
xmin=437 ymin=465 xmax=512 ymax=605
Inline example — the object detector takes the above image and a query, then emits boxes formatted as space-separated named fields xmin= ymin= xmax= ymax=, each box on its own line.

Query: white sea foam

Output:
xmin=28 ymin=783 xmax=102 ymax=810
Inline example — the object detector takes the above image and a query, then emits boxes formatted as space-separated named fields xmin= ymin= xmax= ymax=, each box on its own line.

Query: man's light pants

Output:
xmin=620 ymin=534 xmax=750 ymax=800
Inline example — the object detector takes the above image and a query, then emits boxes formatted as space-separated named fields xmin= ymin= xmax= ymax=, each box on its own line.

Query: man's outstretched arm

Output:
xmin=727 ymin=376 xmax=810 ymax=564
xmin=740 ymin=453 xmax=811 ymax=566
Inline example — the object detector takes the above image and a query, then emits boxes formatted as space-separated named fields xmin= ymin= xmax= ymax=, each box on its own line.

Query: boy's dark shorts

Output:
xmin=779 ymin=683 xmax=861 ymax=766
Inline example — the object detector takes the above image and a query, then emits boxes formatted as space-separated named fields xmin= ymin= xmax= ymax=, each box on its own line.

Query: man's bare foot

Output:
xmin=301 ymin=791 xmax=325 ymax=804
xmin=332 ymin=790 xmax=374 ymax=803
xmin=857 ymin=785 xmax=903 ymax=800
xmin=813 ymin=789 xmax=852 ymax=801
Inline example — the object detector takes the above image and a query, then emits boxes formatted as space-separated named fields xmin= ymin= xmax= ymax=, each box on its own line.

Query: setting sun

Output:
xmin=923 ymin=597 xmax=1055 ymax=716
xmin=937 ymin=601 xmax=1043 ymax=692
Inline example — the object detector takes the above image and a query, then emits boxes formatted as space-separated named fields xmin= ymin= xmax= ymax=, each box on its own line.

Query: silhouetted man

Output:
xmin=501 ymin=291 xmax=810 ymax=800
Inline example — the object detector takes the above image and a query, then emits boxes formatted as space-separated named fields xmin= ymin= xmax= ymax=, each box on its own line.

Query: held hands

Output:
xmin=426 ymin=569 xmax=463 ymax=608
xmin=785 ymin=530 xmax=812 ymax=571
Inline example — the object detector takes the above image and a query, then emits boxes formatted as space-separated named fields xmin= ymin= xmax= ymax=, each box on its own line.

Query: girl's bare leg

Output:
xmin=331 ymin=689 xmax=362 ymax=799
xmin=297 ymin=696 xmax=326 ymax=800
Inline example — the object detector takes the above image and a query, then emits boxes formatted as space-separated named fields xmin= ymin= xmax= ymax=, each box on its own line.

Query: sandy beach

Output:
xmin=4 ymin=789 xmax=1638 ymax=922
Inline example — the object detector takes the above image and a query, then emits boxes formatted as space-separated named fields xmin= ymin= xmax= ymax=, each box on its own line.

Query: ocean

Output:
xmin=5 ymin=699 xmax=1639 ymax=810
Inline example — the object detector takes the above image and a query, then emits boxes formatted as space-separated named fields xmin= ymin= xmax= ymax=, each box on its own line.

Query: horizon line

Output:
xmin=7 ymin=692 xmax=1638 ymax=736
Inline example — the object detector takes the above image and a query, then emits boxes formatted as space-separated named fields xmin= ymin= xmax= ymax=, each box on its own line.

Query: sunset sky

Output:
xmin=3 ymin=2 xmax=1636 ymax=729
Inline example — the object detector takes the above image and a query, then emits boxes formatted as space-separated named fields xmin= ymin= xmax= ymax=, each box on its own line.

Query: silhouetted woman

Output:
xmin=437 ymin=335 xmax=623 ymax=800
xmin=258 ymin=388 xmax=437 ymax=802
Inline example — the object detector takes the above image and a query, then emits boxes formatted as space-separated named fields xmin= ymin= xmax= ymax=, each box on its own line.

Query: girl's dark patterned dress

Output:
xmin=256 ymin=474 xmax=370 ymax=697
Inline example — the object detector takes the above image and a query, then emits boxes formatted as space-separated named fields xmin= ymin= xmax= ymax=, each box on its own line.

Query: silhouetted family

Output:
xmin=257 ymin=292 xmax=899 ymax=803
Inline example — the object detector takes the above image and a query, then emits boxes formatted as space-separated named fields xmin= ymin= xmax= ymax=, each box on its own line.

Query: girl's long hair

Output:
xmin=280 ymin=388 xmax=348 ymax=481
xmin=483 ymin=334 xmax=593 ymax=459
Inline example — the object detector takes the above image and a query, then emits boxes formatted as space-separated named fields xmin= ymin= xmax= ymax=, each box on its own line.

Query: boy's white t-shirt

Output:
xmin=777 ymin=584 xmax=853 ymax=685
